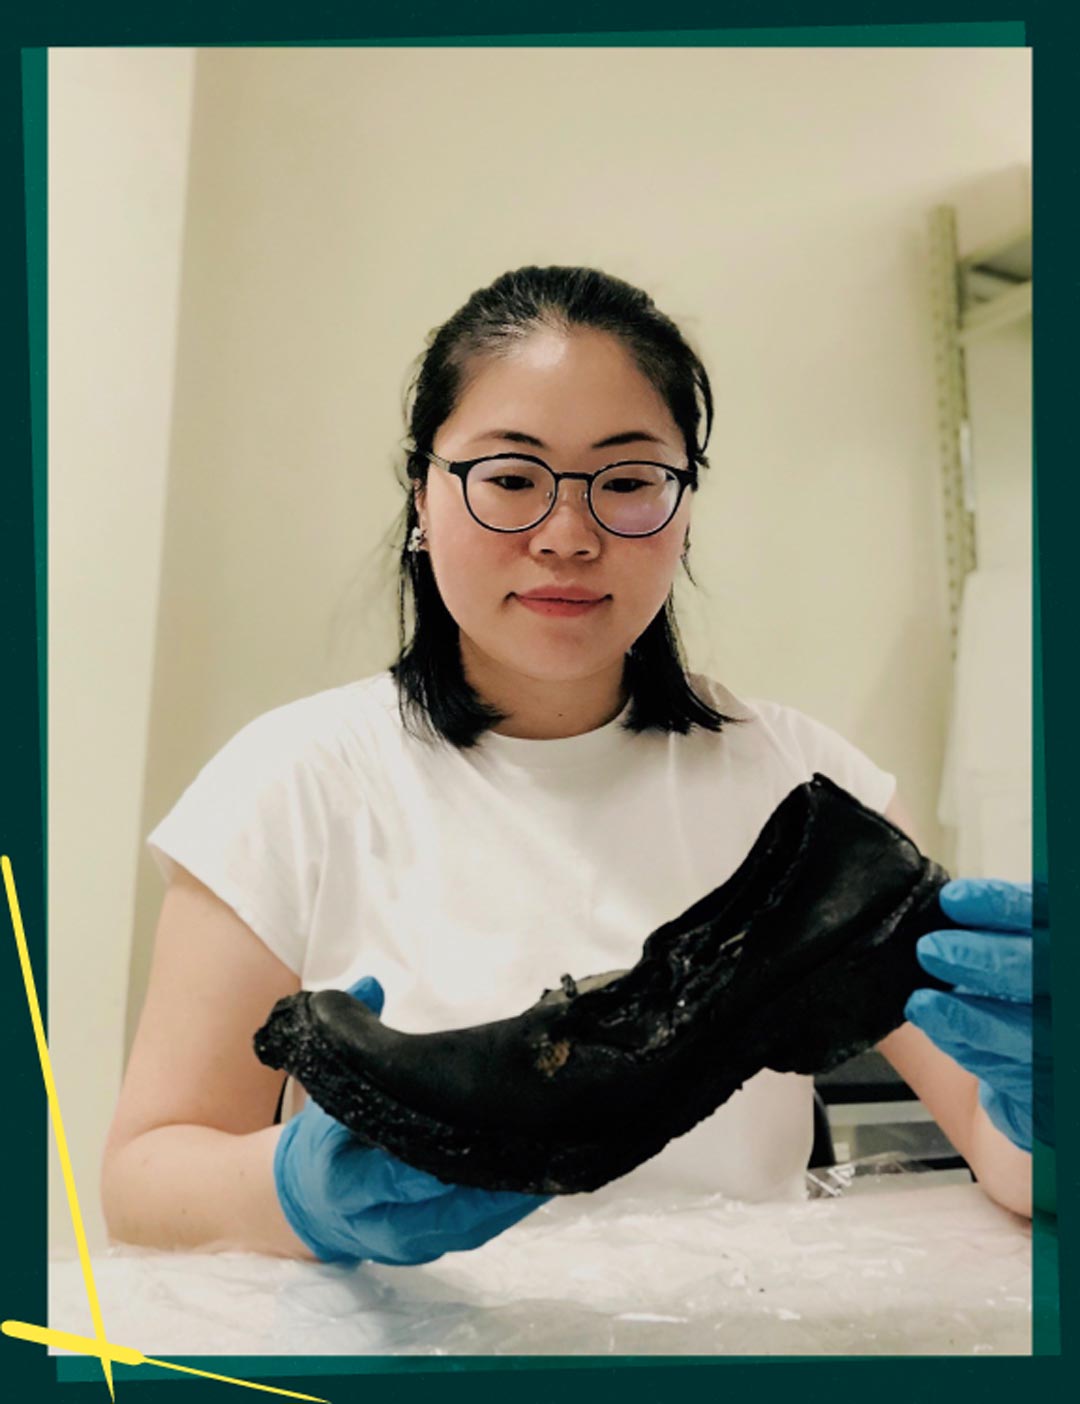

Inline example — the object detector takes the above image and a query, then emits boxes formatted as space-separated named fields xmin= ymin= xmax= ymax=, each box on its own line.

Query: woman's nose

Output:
xmin=529 ymin=481 xmax=601 ymax=556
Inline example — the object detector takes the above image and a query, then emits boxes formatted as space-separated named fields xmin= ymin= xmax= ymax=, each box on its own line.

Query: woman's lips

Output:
xmin=512 ymin=594 xmax=609 ymax=618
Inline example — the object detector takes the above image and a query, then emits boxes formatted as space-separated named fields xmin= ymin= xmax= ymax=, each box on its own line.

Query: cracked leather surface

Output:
xmin=254 ymin=774 xmax=956 ymax=1194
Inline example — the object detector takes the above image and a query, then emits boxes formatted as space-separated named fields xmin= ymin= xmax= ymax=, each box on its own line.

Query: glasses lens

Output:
xmin=591 ymin=463 xmax=679 ymax=535
xmin=467 ymin=458 xmax=555 ymax=530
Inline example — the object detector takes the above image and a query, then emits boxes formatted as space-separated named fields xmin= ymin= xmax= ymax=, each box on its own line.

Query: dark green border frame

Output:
xmin=1 ymin=3 xmax=1071 ymax=1399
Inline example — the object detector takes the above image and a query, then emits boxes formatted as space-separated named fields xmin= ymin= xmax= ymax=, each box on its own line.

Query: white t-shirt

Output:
xmin=147 ymin=672 xmax=895 ymax=1204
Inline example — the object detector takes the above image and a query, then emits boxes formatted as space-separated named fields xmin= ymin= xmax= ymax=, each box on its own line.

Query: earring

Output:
xmin=408 ymin=525 xmax=427 ymax=553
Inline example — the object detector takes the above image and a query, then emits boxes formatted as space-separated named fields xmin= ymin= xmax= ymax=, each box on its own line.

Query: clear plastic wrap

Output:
xmin=51 ymin=1168 xmax=1031 ymax=1357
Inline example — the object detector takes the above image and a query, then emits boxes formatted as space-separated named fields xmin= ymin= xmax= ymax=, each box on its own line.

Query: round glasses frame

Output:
xmin=415 ymin=449 xmax=697 ymax=539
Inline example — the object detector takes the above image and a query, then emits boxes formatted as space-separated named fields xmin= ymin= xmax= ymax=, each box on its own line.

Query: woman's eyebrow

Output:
xmin=468 ymin=429 xmax=666 ymax=450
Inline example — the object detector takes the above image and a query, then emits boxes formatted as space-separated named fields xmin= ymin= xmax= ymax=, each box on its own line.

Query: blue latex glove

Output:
xmin=274 ymin=976 xmax=551 ymax=1266
xmin=904 ymin=878 xmax=1034 ymax=1151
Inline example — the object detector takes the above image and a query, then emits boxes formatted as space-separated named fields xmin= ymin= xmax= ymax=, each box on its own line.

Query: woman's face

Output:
xmin=416 ymin=327 xmax=693 ymax=694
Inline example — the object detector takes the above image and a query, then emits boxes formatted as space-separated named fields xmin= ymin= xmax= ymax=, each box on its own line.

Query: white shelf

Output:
xmin=959 ymin=279 xmax=1032 ymax=344
xmin=959 ymin=226 xmax=1032 ymax=343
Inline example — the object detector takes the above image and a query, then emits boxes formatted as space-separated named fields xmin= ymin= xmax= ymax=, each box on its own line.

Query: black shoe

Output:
xmin=254 ymin=774 xmax=955 ymax=1194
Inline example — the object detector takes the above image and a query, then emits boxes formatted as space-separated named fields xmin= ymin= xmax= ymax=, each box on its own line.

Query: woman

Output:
xmin=101 ymin=266 xmax=1034 ymax=1266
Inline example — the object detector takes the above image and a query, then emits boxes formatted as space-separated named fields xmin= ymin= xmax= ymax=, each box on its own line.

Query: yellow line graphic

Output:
xmin=2 ymin=1322 xmax=328 ymax=1401
xmin=2 ymin=854 xmax=329 ymax=1400
xmin=2 ymin=854 xmax=115 ymax=1398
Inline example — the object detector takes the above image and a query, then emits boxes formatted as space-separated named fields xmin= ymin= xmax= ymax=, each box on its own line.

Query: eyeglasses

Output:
xmin=415 ymin=450 xmax=696 ymax=539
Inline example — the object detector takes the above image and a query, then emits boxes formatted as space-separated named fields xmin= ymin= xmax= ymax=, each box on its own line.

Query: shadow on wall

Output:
xmin=940 ymin=163 xmax=1030 ymax=252
xmin=856 ymin=610 xmax=953 ymax=869
xmin=324 ymin=504 xmax=403 ymax=684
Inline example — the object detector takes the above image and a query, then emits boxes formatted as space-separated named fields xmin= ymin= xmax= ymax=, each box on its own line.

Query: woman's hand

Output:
xmin=274 ymin=977 xmax=551 ymax=1266
xmin=903 ymin=879 xmax=1034 ymax=1152
xmin=104 ymin=870 xmax=549 ymax=1257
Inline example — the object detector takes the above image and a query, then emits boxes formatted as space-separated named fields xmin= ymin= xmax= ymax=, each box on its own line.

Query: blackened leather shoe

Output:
xmin=254 ymin=774 xmax=956 ymax=1194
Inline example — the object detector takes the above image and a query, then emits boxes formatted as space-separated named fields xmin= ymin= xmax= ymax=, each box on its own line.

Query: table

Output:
xmin=50 ymin=1177 xmax=1032 ymax=1357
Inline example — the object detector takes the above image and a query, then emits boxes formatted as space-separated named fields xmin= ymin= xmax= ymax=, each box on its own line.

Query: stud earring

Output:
xmin=408 ymin=525 xmax=427 ymax=553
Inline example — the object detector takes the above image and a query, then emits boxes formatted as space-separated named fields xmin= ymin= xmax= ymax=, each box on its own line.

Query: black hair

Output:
xmin=389 ymin=265 xmax=741 ymax=747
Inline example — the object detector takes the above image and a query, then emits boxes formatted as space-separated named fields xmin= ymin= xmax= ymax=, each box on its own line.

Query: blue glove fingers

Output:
xmin=343 ymin=975 xmax=386 ymax=1016
xmin=276 ymin=975 xmax=553 ymax=1267
xmin=904 ymin=990 xmax=1031 ymax=1153
xmin=421 ymin=1186 xmax=551 ymax=1250
xmin=324 ymin=1139 xmax=461 ymax=1207
xmin=905 ymin=989 xmax=1032 ymax=1066
xmin=401 ymin=1194 xmax=550 ymax=1260
xmin=939 ymin=878 xmax=1032 ymax=932
xmin=278 ymin=1123 xmax=466 ymax=1264
xmin=915 ymin=931 xmax=1031 ymax=1002
xmin=273 ymin=1114 xmax=358 ymax=1263
xmin=359 ymin=1188 xmax=550 ymax=1265
xmin=979 ymin=1082 xmax=1033 ymax=1152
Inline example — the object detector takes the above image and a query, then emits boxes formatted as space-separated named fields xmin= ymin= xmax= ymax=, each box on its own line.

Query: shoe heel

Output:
xmin=755 ymin=867 xmax=955 ymax=1075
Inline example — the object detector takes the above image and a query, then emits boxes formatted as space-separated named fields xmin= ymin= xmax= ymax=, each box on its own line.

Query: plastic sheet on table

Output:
xmin=805 ymin=1149 xmax=969 ymax=1198
xmin=50 ymin=1166 xmax=1031 ymax=1358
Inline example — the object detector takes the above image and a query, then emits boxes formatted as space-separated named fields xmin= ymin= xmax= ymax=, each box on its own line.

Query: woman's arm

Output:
xmin=873 ymin=793 xmax=1032 ymax=1218
xmin=105 ymin=864 xmax=551 ymax=1264
xmin=100 ymin=865 xmax=315 ymax=1256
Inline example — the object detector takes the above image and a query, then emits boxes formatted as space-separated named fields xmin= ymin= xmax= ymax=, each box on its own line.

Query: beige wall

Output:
xmin=48 ymin=50 xmax=196 ymax=1251
xmin=49 ymin=46 xmax=1030 ymax=1251
xmin=967 ymin=320 xmax=1032 ymax=571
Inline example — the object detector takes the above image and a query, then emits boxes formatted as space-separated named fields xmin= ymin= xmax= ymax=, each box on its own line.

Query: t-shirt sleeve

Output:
xmin=146 ymin=708 xmax=332 ymax=974
xmin=751 ymin=699 xmax=898 ymax=815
